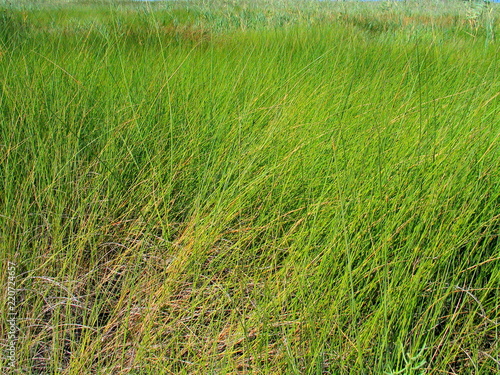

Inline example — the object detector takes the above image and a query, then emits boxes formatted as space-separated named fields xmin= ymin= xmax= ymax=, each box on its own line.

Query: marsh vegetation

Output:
xmin=1 ymin=0 xmax=499 ymax=373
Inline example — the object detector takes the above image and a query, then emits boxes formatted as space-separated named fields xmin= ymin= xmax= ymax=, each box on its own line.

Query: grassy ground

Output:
xmin=1 ymin=0 xmax=500 ymax=374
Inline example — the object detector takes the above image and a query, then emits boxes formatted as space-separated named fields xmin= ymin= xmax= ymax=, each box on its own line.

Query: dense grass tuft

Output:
xmin=1 ymin=1 xmax=499 ymax=374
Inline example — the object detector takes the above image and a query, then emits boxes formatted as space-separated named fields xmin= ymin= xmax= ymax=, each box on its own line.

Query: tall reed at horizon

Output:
xmin=1 ymin=0 xmax=499 ymax=373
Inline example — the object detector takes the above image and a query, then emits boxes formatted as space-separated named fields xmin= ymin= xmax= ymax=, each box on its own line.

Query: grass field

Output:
xmin=1 ymin=0 xmax=499 ymax=373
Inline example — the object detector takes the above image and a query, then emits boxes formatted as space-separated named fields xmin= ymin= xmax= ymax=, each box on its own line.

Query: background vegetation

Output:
xmin=1 ymin=0 xmax=499 ymax=373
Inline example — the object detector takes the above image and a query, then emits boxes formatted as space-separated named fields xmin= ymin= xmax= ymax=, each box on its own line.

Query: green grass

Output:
xmin=1 ymin=0 xmax=499 ymax=374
